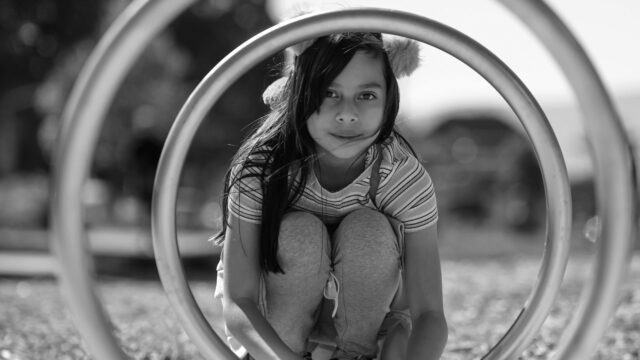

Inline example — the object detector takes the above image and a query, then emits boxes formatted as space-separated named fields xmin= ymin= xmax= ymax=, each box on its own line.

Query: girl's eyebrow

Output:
xmin=359 ymin=82 xmax=384 ymax=89
xmin=329 ymin=81 xmax=384 ymax=89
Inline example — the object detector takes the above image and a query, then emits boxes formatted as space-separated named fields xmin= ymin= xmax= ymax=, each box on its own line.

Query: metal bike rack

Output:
xmin=52 ymin=1 xmax=636 ymax=359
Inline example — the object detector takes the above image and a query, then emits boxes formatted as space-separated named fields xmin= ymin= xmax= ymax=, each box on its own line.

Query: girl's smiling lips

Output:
xmin=330 ymin=132 xmax=362 ymax=140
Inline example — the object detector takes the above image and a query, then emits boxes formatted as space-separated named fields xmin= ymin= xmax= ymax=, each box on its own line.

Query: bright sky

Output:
xmin=266 ymin=0 xmax=640 ymax=116
xmin=265 ymin=0 xmax=640 ymax=179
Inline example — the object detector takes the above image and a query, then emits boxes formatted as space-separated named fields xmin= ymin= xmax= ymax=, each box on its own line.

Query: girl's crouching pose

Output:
xmin=212 ymin=28 xmax=447 ymax=360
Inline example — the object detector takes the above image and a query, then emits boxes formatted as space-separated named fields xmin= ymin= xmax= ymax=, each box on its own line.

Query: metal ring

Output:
xmin=52 ymin=0 xmax=635 ymax=359
xmin=152 ymin=8 xmax=570 ymax=360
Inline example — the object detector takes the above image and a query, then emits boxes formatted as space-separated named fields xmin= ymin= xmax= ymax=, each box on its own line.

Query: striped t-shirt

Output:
xmin=228 ymin=134 xmax=438 ymax=232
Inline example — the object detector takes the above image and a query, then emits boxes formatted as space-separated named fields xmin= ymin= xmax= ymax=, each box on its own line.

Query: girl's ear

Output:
xmin=262 ymin=77 xmax=288 ymax=109
xmin=383 ymin=35 xmax=421 ymax=78
xmin=281 ymin=2 xmax=346 ymax=57
xmin=281 ymin=4 xmax=320 ymax=57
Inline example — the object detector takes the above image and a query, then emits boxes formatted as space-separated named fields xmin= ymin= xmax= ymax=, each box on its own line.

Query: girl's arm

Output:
xmin=222 ymin=213 xmax=302 ymax=360
xmin=404 ymin=224 xmax=448 ymax=360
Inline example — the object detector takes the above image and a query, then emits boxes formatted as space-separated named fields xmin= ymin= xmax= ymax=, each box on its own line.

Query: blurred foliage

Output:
xmin=0 ymin=0 xmax=105 ymax=176
xmin=0 ymin=0 xmax=102 ymax=88
xmin=0 ymin=0 xmax=275 ymax=229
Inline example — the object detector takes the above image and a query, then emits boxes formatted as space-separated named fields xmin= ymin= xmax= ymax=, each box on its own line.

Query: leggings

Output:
xmin=262 ymin=209 xmax=406 ymax=359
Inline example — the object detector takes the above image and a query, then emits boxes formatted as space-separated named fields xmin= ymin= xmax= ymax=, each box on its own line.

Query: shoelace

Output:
xmin=323 ymin=272 xmax=340 ymax=318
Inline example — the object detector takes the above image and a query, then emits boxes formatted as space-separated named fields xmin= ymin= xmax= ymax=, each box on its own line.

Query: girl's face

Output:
xmin=306 ymin=51 xmax=387 ymax=165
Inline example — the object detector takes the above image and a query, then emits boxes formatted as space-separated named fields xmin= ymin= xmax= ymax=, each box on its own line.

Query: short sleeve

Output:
xmin=379 ymin=154 xmax=438 ymax=232
xmin=227 ymin=162 xmax=264 ymax=224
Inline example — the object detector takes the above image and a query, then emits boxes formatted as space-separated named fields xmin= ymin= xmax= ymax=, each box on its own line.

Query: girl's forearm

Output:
xmin=224 ymin=297 xmax=302 ymax=360
xmin=406 ymin=311 xmax=448 ymax=360
xmin=379 ymin=321 xmax=410 ymax=360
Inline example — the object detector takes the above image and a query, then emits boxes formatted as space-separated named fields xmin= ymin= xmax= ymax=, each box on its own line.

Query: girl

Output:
xmin=213 ymin=29 xmax=447 ymax=360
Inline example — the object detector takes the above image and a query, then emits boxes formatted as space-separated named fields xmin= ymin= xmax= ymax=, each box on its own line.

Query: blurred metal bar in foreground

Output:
xmin=497 ymin=1 xmax=638 ymax=359
xmin=51 ymin=0 xmax=197 ymax=359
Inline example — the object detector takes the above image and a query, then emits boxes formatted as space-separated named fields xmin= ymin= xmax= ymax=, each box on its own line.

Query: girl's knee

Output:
xmin=280 ymin=211 xmax=324 ymax=232
xmin=278 ymin=211 xmax=329 ymax=262
xmin=333 ymin=209 xmax=401 ymax=271
xmin=282 ymin=211 xmax=323 ymax=225
xmin=343 ymin=208 xmax=386 ymax=224
xmin=338 ymin=209 xmax=395 ymax=245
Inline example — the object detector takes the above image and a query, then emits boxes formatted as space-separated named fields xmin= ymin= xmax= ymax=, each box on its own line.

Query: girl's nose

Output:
xmin=335 ymin=103 xmax=358 ymax=124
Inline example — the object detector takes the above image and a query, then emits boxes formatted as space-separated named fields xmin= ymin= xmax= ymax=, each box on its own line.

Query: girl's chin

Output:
xmin=313 ymin=136 xmax=375 ymax=162
xmin=319 ymin=144 xmax=369 ymax=162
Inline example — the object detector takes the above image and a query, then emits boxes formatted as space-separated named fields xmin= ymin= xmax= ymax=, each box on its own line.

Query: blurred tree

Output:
xmin=0 ymin=0 xmax=103 ymax=88
xmin=0 ymin=0 xmax=109 ymax=227
xmin=168 ymin=0 xmax=275 ymax=194
xmin=0 ymin=0 xmax=106 ymax=175
xmin=33 ymin=0 xmax=275 ymax=227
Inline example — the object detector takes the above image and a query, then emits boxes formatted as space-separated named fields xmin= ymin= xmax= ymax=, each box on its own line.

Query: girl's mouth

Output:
xmin=331 ymin=133 xmax=361 ymax=140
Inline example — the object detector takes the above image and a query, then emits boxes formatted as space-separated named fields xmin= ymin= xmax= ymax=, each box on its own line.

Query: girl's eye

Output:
xmin=359 ymin=92 xmax=377 ymax=101
xmin=325 ymin=90 xmax=338 ymax=99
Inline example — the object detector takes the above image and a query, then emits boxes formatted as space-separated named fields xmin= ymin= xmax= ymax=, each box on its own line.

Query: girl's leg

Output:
xmin=331 ymin=209 xmax=401 ymax=360
xmin=263 ymin=211 xmax=332 ymax=355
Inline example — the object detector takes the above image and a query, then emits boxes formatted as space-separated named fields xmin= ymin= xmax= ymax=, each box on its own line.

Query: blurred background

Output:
xmin=0 ymin=0 xmax=278 ymax=263
xmin=0 ymin=0 xmax=637 ymax=265
xmin=1 ymin=1 xmax=639 ymax=359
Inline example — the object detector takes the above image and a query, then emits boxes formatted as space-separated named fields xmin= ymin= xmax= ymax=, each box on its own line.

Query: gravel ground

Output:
xmin=1 ymin=252 xmax=639 ymax=360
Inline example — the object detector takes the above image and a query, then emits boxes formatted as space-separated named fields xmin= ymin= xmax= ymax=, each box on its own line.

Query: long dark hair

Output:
xmin=218 ymin=32 xmax=403 ymax=273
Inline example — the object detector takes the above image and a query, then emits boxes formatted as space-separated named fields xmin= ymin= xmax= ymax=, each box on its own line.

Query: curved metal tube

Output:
xmin=51 ymin=0 xmax=197 ymax=359
xmin=54 ymin=1 xmax=633 ymax=359
xmin=497 ymin=1 xmax=638 ymax=359
xmin=152 ymin=8 xmax=571 ymax=360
